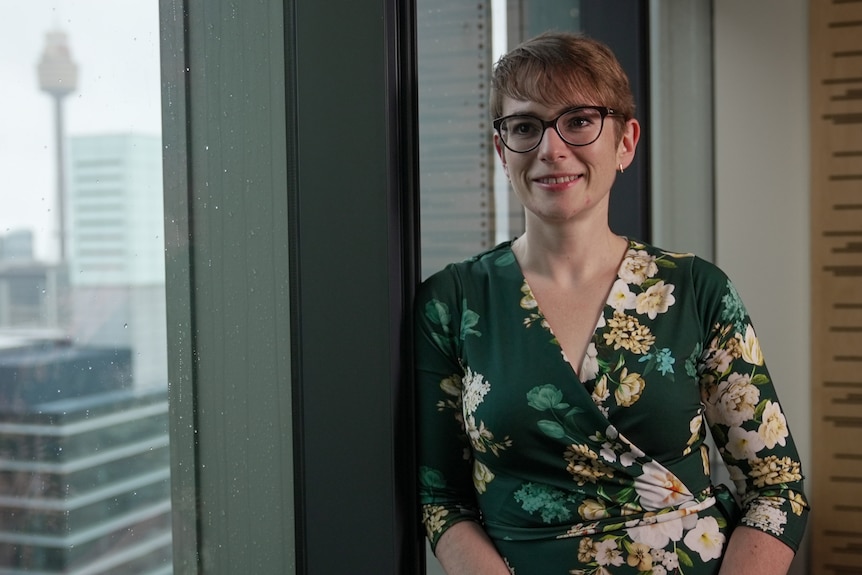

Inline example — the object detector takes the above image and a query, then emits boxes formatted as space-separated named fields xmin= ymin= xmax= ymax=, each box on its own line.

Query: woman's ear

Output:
xmin=617 ymin=118 xmax=640 ymax=172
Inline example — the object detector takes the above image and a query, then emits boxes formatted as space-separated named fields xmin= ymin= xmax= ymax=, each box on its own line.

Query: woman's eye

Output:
xmin=509 ymin=120 xmax=539 ymax=136
xmin=564 ymin=116 xmax=591 ymax=130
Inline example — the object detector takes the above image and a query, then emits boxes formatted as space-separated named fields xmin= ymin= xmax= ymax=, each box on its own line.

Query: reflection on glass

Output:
xmin=0 ymin=3 xmax=171 ymax=573
xmin=417 ymin=1 xmax=582 ymax=572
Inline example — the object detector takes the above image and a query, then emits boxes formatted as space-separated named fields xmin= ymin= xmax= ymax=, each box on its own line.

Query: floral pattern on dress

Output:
xmin=416 ymin=240 xmax=809 ymax=574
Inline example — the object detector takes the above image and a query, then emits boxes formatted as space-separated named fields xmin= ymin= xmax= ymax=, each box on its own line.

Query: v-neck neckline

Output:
xmin=506 ymin=238 xmax=633 ymax=384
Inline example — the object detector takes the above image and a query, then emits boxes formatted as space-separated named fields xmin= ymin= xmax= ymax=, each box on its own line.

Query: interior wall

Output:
xmin=713 ymin=1 xmax=812 ymax=571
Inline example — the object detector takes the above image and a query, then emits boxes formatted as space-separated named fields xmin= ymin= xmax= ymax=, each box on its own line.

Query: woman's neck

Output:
xmin=512 ymin=219 xmax=627 ymax=287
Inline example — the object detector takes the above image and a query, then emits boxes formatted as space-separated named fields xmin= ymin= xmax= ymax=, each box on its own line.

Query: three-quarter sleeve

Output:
xmin=693 ymin=258 xmax=810 ymax=552
xmin=414 ymin=268 xmax=482 ymax=552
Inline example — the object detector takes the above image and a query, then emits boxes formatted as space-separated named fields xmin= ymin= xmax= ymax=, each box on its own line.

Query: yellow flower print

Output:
xmin=758 ymin=400 xmax=789 ymax=449
xmin=615 ymin=368 xmax=645 ymax=407
xmin=700 ymin=444 xmax=711 ymax=476
xmin=788 ymin=490 xmax=807 ymax=516
xmin=578 ymin=499 xmax=609 ymax=520
xmin=603 ymin=311 xmax=656 ymax=354
xmin=439 ymin=374 xmax=462 ymax=397
xmin=737 ymin=324 xmax=764 ymax=365
xmin=634 ymin=280 xmax=676 ymax=319
xmin=519 ymin=280 xmax=538 ymax=310
xmin=577 ymin=537 xmax=598 ymax=563
xmin=472 ymin=460 xmax=495 ymax=494
xmin=421 ymin=504 xmax=449 ymax=539
xmin=564 ymin=444 xmax=616 ymax=486
xmin=625 ymin=542 xmax=653 ymax=571
xmin=591 ymin=375 xmax=610 ymax=415
xmin=685 ymin=413 xmax=703 ymax=454
xmin=748 ymin=455 xmax=803 ymax=487
xmin=619 ymin=249 xmax=659 ymax=285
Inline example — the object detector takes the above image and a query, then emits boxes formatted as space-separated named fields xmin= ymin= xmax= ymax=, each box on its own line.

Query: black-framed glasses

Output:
xmin=493 ymin=106 xmax=617 ymax=153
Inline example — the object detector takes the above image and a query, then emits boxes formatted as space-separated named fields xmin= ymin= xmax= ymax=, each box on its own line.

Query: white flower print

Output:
xmin=616 ymin=430 xmax=645 ymax=467
xmin=743 ymin=499 xmax=787 ymax=536
xmin=608 ymin=279 xmax=637 ymax=312
xmin=635 ymin=461 xmax=693 ymax=510
xmin=627 ymin=517 xmax=684 ymax=549
xmin=704 ymin=347 xmax=734 ymax=375
xmin=726 ymin=464 xmax=748 ymax=496
xmin=591 ymin=375 xmax=610 ymax=414
xmin=620 ymin=446 xmax=644 ymax=467
xmin=758 ymin=400 xmax=789 ymax=449
xmin=707 ymin=372 xmax=760 ymax=427
xmin=594 ymin=539 xmax=624 ymax=567
xmin=461 ymin=367 xmax=490 ymax=416
xmin=580 ymin=342 xmax=599 ymax=382
xmin=737 ymin=324 xmax=764 ymax=365
xmin=600 ymin=441 xmax=617 ymax=464
xmin=635 ymin=280 xmax=676 ymax=319
xmin=619 ymin=249 xmax=659 ymax=285
xmin=726 ymin=425 xmax=766 ymax=460
xmin=661 ymin=549 xmax=680 ymax=570
xmin=683 ymin=516 xmax=726 ymax=562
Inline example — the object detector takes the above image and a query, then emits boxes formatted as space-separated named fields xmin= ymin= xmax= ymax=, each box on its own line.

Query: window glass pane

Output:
xmin=0 ymin=3 xmax=171 ymax=573
xmin=417 ymin=0 xmax=584 ymax=280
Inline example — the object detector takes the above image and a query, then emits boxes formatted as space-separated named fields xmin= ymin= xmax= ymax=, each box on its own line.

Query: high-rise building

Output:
xmin=0 ymin=336 xmax=172 ymax=573
xmin=66 ymin=134 xmax=166 ymax=388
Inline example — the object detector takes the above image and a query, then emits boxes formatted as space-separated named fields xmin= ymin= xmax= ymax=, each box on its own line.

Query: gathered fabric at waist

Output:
xmin=483 ymin=485 xmax=732 ymax=543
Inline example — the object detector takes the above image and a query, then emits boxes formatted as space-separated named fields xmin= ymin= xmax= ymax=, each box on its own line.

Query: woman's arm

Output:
xmin=718 ymin=526 xmax=795 ymax=575
xmin=434 ymin=521 xmax=511 ymax=575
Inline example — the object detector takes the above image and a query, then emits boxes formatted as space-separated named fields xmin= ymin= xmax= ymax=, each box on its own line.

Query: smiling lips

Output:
xmin=535 ymin=174 xmax=582 ymax=185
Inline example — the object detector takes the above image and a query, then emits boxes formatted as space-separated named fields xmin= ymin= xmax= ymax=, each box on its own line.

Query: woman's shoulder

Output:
xmin=628 ymin=239 xmax=728 ymax=284
xmin=419 ymin=241 xmax=517 ymax=291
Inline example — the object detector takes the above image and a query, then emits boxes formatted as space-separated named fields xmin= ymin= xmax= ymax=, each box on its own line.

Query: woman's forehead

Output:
xmin=500 ymin=94 xmax=601 ymax=116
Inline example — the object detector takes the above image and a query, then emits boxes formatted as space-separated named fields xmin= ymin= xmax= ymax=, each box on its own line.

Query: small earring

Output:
xmin=618 ymin=163 xmax=624 ymax=174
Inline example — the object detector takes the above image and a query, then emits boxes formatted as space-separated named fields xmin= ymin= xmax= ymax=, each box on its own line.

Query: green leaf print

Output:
xmin=419 ymin=466 xmax=447 ymax=490
xmin=537 ymin=420 xmax=566 ymax=439
xmin=513 ymin=482 xmax=576 ymax=523
xmin=685 ymin=343 xmax=702 ymax=378
xmin=655 ymin=257 xmax=677 ymax=269
xmin=720 ymin=281 xmax=747 ymax=332
xmin=751 ymin=373 xmax=771 ymax=386
xmin=754 ymin=399 xmax=770 ymax=419
xmin=564 ymin=406 xmax=585 ymax=418
xmin=526 ymin=384 xmax=570 ymax=411
xmin=460 ymin=305 xmax=482 ymax=339
xmin=425 ymin=299 xmax=451 ymax=330
xmin=677 ymin=547 xmax=695 ymax=567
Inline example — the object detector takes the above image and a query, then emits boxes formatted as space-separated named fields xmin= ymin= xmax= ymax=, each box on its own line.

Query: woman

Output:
xmin=415 ymin=32 xmax=809 ymax=575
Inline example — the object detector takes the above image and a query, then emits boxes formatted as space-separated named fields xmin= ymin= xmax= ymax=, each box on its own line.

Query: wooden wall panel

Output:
xmin=810 ymin=1 xmax=862 ymax=573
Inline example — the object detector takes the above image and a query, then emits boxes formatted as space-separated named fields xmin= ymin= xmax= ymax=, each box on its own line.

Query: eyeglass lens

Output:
xmin=498 ymin=108 xmax=605 ymax=152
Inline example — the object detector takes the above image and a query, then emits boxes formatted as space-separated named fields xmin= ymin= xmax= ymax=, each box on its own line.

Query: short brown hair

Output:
xmin=490 ymin=32 xmax=636 ymax=138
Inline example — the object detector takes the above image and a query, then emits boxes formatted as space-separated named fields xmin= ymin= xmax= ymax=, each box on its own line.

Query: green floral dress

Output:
xmin=416 ymin=240 xmax=809 ymax=575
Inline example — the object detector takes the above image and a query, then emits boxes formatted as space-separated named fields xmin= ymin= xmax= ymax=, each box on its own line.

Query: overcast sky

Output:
xmin=1 ymin=1 xmax=161 ymax=261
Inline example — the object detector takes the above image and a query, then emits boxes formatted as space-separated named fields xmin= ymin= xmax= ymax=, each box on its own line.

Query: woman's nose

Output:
xmin=536 ymin=125 xmax=569 ymax=160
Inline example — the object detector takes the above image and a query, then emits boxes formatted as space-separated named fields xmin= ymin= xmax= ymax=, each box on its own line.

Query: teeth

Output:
xmin=539 ymin=175 xmax=578 ymax=184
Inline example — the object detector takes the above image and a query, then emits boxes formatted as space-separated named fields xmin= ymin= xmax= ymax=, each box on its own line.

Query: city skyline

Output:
xmin=1 ymin=1 xmax=162 ymax=262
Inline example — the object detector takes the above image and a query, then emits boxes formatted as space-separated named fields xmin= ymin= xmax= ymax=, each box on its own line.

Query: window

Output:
xmin=0 ymin=3 xmax=170 ymax=572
